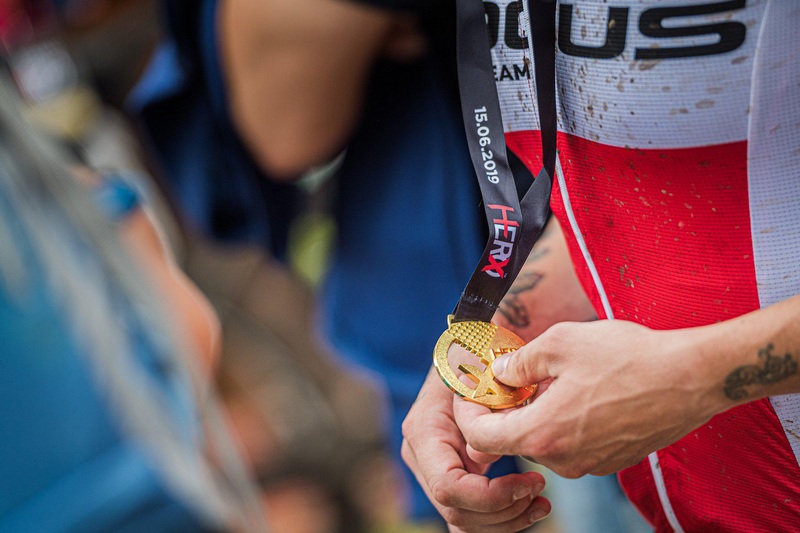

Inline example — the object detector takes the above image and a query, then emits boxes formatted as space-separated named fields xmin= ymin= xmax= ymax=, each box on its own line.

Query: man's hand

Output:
xmin=454 ymin=320 xmax=722 ymax=478
xmin=402 ymin=368 xmax=551 ymax=532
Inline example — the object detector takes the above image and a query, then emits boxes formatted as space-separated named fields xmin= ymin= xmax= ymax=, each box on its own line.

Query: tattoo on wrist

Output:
xmin=498 ymin=246 xmax=550 ymax=328
xmin=723 ymin=344 xmax=798 ymax=401
xmin=498 ymin=271 xmax=544 ymax=328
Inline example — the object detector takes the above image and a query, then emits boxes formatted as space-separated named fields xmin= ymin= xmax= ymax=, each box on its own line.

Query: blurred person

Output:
xmin=128 ymin=0 xmax=403 ymax=529
xmin=402 ymin=0 xmax=800 ymax=532
xmin=131 ymin=0 xmax=652 ymax=530
xmin=127 ymin=0 xmax=560 ymax=528
xmin=0 ymin=72 xmax=266 ymax=532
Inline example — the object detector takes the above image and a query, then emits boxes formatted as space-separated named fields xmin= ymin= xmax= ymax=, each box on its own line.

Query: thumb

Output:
xmin=491 ymin=338 xmax=553 ymax=387
xmin=466 ymin=443 xmax=502 ymax=466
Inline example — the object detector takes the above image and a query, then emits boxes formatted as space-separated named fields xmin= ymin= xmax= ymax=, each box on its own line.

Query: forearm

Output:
xmin=493 ymin=217 xmax=596 ymax=340
xmin=220 ymin=0 xmax=395 ymax=179
xmin=683 ymin=294 xmax=800 ymax=414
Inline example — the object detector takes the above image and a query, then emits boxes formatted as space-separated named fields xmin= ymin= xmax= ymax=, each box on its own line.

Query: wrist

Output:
xmin=662 ymin=326 xmax=732 ymax=421
xmin=675 ymin=309 xmax=798 ymax=416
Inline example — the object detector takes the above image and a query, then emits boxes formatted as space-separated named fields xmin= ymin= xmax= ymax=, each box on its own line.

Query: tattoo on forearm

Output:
xmin=525 ymin=246 xmax=551 ymax=264
xmin=498 ymin=271 xmax=544 ymax=328
xmin=723 ymin=344 xmax=798 ymax=400
xmin=498 ymin=245 xmax=550 ymax=328
xmin=498 ymin=296 xmax=531 ymax=328
xmin=509 ymin=270 xmax=545 ymax=297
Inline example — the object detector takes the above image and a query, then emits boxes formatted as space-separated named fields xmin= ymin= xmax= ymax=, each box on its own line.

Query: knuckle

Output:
xmin=401 ymin=413 xmax=422 ymax=443
xmin=400 ymin=439 xmax=412 ymax=463
xmin=440 ymin=506 xmax=465 ymax=526
xmin=505 ymin=351 xmax=523 ymax=376
xmin=544 ymin=438 xmax=568 ymax=460
xmin=555 ymin=457 xmax=593 ymax=479
xmin=435 ymin=488 xmax=455 ymax=508
xmin=466 ymin=432 xmax=488 ymax=453
xmin=541 ymin=322 xmax=569 ymax=350
xmin=517 ymin=352 xmax=538 ymax=380
xmin=528 ymin=444 xmax=549 ymax=465
xmin=430 ymin=477 xmax=454 ymax=507
xmin=400 ymin=417 xmax=413 ymax=441
xmin=581 ymin=458 xmax=598 ymax=474
xmin=580 ymin=458 xmax=603 ymax=477
xmin=559 ymin=465 xmax=586 ymax=479
xmin=590 ymin=465 xmax=613 ymax=477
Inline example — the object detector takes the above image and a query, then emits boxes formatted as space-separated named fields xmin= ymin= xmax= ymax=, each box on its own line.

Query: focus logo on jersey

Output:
xmin=482 ymin=204 xmax=519 ymax=278
xmin=489 ymin=0 xmax=759 ymax=149
xmin=558 ymin=0 xmax=746 ymax=60
xmin=486 ymin=0 xmax=746 ymax=64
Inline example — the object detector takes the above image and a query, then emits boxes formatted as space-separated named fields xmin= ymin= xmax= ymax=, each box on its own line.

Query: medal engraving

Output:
xmin=459 ymin=364 xmax=496 ymax=399
xmin=434 ymin=317 xmax=535 ymax=409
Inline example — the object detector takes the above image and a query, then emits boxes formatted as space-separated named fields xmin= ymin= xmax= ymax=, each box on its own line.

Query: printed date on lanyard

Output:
xmin=473 ymin=106 xmax=500 ymax=184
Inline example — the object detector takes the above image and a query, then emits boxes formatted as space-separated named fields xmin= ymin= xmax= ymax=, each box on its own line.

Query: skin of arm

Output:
xmin=120 ymin=206 xmax=222 ymax=384
xmin=73 ymin=168 xmax=221 ymax=383
xmin=454 ymin=289 xmax=800 ymax=479
xmin=220 ymin=0 xmax=425 ymax=179
xmin=400 ymin=219 xmax=597 ymax=532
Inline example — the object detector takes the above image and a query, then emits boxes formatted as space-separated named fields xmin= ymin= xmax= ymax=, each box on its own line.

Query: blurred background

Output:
xmin=0 ymin=1 xmax=650 ymax=532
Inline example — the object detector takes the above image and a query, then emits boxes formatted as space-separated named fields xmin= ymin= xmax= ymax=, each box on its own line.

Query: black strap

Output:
xmin=453 ymin=0 xmax=558 ymax=323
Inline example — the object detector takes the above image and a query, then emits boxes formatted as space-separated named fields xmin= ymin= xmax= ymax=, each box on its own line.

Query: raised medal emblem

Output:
xmin=433 ymin=317 xmax=535 ymax=409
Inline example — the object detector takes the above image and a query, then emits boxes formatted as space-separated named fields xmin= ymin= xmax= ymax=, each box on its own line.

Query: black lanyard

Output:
xmin=453 ymin=0 xmax=557 ymax=323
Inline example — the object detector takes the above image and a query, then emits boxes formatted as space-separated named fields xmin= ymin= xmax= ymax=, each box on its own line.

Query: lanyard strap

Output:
xmin=453 ymin=0 xmax=558 ymax=323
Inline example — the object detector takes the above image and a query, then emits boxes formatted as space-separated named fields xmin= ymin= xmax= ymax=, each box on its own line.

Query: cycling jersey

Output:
xmin=491 ymin=0 xmax=800 ymax=530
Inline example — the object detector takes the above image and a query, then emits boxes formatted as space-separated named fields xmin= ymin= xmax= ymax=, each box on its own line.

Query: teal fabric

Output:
xmin=0 ymin=179 xmax=206 ymax=532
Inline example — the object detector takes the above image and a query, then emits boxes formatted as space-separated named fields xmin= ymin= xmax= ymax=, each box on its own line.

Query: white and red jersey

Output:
xmin=490 ymin=0 xmax=800 ymax=530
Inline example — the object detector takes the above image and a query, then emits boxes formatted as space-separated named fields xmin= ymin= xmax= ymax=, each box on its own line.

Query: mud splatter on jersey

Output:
xmin=489 ymin=1 xmax=800 ymax=530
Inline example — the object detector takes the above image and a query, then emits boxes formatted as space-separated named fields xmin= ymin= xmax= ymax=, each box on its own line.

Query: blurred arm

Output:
xmin=74 ymin=168 xmax=221 ymax=383
xmin=121 ymin=207 xmax=221 ymax=380
xmin=220 ymin=0 xmax=422 ymax=179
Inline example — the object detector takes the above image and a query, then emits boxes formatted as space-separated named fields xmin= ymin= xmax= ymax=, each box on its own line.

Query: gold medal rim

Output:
xmin=433 ymin=321 xmax=535 ymax=409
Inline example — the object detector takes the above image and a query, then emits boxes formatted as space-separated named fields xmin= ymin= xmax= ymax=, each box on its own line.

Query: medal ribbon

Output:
xmin=453 ymin=0 xmax=558 ymax=323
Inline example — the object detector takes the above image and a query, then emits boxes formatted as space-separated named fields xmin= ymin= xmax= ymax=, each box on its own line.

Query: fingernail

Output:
xmin=513 ymin=485 xmax=532 ymax=501
xmin=492 ymin=356 xmax=508 ymax=378
xmin=530 ymin=508 xmax=549 ymax=523
xmin=531 ymin=482 xmax=544 ymax=495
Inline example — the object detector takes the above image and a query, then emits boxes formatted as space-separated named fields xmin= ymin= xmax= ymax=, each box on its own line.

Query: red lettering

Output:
xmin=488 ymin=204 xmax=519 ymax=238
xmin=482 ymin=254 xmax=509 ymax=278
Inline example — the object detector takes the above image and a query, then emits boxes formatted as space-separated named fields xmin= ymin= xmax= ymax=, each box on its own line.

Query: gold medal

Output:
xmin=433 ymin=316 xmax=535 ymax=409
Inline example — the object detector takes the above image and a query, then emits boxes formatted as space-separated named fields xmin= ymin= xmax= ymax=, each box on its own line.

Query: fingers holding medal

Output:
xmin=434 ymin=317 xmax=535 ymax=409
